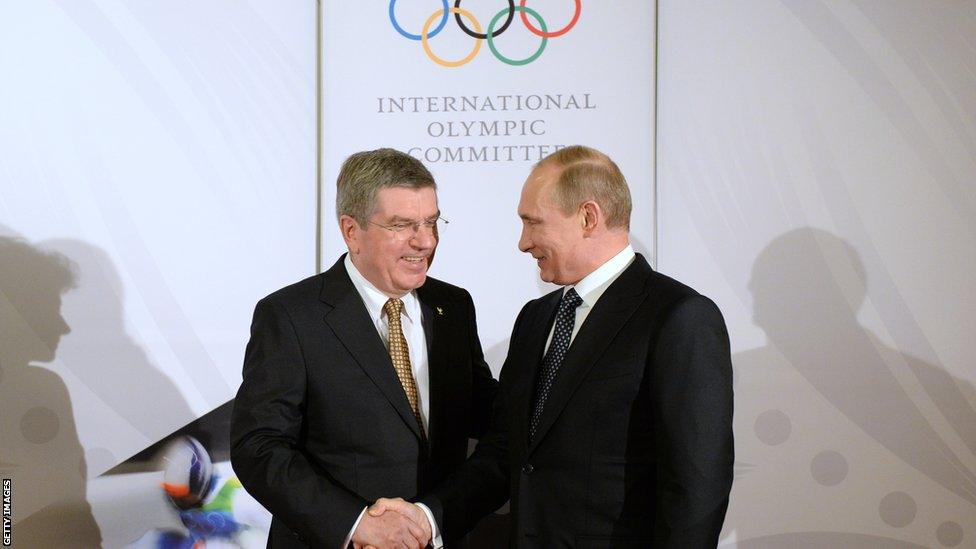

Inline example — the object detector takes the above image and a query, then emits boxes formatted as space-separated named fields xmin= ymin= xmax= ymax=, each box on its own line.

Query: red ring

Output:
xmin=518 ymin=0 xmax=580 ymax=38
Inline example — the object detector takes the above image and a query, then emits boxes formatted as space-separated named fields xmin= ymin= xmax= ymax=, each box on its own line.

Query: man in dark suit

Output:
xmin=230 ymin=148 xmax=497 ymax=548
xmin=374 ymin=145 xmax=733 ymax=547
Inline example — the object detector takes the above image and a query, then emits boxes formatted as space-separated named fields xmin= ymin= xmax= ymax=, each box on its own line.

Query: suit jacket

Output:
xmin=230 ymin=255 xmax=497 ymax=548
xmin=422 ymin=254 xmax=733 ymax=548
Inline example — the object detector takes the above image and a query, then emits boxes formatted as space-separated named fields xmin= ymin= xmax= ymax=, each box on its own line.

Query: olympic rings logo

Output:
xmin=389 ymin=1 xmax=581 ymax=67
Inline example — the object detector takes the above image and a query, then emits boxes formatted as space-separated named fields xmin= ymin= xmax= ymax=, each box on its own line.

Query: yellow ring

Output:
xmin=422 ymin=7 xmax=482 ymax=68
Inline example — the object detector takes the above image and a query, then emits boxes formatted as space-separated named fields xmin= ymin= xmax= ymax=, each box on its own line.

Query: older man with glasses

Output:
xmin=231 ymin=148 xmax=497 ymax=549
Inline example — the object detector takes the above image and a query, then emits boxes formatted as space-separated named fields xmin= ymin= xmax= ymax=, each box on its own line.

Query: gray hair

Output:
xmin=335 ymin=148 xmax=436 ymax=225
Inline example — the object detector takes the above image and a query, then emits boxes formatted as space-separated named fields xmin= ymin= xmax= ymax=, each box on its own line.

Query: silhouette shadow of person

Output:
xmin=726 ymin=228 xmax=975 ymax=548
xmin=42 ymin=238 xmax=195 ymax=454
xmin=0 ymin=232 xmax=101 ymax=547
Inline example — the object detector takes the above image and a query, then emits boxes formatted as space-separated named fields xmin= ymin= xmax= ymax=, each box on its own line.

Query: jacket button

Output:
xmin=522 ymin=463 xmax=534 ymax=475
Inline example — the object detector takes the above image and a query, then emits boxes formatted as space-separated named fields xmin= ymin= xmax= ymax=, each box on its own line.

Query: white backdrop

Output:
xmin=7 ymin=1 xmax=973 ymax=547
xmin=658 ymin=1 xmax=976 ymax=547
xmin=321 ymin=1 xmax=656 ymax=372
xmin=0 ymin=0 xmax=315 ymax=542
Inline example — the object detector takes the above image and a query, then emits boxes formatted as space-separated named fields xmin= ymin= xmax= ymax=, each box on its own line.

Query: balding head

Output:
xmin=536 ymin=145 xmax=632 ymax=231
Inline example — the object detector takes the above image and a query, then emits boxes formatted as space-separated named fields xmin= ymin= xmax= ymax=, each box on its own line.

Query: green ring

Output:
xmin=486 ymin=6 xmax=547 ymax=66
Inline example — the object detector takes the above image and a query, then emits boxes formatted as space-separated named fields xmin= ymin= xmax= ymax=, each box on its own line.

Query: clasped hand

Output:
xmin=351 ymin=497 xmax=432 ymax=549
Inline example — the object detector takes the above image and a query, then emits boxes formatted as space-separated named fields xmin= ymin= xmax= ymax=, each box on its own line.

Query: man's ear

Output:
xmin=580 ymin=201 xmax=602 ymax=235
xmin=339 ymin=215 xmax=360 ymax=254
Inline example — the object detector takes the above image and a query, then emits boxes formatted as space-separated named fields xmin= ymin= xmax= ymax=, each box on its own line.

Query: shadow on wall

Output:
xmin=0 ymin=227 xmax=199 ymax=547
xmin=728 ymin=228 xmax=974 ymax=548
xmin=0 ymin=231 xmax=101 ymax=547
xmin=42 ymin=238 xmax=195 ymax=464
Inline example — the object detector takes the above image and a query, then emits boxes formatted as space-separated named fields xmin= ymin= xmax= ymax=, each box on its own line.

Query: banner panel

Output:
xmin=321 ymin=1 xmax=656 ymax=369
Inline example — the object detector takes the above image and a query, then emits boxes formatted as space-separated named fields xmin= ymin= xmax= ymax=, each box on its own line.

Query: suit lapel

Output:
xmin=514 ymin=290 xmax=563 ymax=452
xmin=526 ymin=256 xmax=652 ymax=455
xmin=420 ymin=299 xmax=435 ymax=355
xmin=319 ymin=256 xmax=423 ymax=440
xmin=417 ymin=288 xmax=448 ymax=452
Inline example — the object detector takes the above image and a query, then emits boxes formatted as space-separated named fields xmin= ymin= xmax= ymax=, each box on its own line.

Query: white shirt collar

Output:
xmin=565 ymin=244 xmax=636 ymax=306
xmin=344 ymin=253 xmax=420 ymax=324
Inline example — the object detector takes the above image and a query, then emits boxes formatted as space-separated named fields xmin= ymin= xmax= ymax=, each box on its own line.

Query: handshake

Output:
xmin=351 ymin=497 xmax=435 ymax=549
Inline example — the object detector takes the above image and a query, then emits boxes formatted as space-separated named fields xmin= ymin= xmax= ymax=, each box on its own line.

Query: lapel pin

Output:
xmin=436 ymin=307 xmax=444 ymax=316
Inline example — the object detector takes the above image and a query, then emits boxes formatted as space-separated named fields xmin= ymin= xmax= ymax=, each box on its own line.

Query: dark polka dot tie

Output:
xmin=530 ymin=288 xmax=583 ymax=441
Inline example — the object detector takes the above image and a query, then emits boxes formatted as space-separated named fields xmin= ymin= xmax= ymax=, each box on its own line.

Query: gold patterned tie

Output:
xmin=384 ymin=298 xmax=427 ymax=441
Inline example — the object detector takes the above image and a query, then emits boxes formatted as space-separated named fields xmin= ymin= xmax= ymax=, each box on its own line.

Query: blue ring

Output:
xmin=389 ymin=0 xmax=449 ymax=41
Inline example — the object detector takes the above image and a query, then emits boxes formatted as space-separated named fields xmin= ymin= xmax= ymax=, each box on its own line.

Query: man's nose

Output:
xmin=518 ymin=229 xmax=531 ymax=253
xmin=57 ymin=315 xmax=71 ymax=336
xmin=411 ymin=225 xmax=437 ymax=249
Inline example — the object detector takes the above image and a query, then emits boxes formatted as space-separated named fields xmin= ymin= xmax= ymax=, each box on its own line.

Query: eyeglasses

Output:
xmin=367 ymin=216 xmax=449 ymax=241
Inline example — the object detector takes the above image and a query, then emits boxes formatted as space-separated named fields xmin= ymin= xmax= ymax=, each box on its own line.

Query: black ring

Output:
xmin=454 ymin=0 xmax=515 ymax=39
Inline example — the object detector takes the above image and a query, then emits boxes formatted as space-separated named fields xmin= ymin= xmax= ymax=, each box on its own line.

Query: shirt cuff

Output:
xmin=342 ymin=506 xmax=368 ymax=549
xmin=415 ymin=502 xmax=444 ymax=549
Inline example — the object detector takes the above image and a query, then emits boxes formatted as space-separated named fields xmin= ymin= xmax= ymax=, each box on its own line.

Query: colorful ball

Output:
xmin=159 ymin=436 xmax=214 ymax=510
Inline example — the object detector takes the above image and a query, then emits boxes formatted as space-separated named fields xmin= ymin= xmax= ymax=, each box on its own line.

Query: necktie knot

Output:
xmin=384 ymin=298 xmax=404 ymax=318
xmin=561 ymin=288 xmax=583 ymax=311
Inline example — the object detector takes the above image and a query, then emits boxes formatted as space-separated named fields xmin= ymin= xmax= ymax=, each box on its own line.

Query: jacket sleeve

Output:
xmin=461 ymin=288 xmax=498 ymax=439
xmin=649 ymin=294 xmax=734 ymax=548
xmin=230 ymin=297 xmax=366 ymax=547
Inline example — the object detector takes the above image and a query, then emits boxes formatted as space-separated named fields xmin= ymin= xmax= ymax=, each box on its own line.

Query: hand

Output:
xmin=351 ymin=507 xmax=429 ymax=549
xmin=367 ymin=498 xmax=432 ymax=545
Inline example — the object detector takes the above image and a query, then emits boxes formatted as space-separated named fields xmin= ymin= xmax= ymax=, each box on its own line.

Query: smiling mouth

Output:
xmin=402 ymin=256 xmax=427 ymax=264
